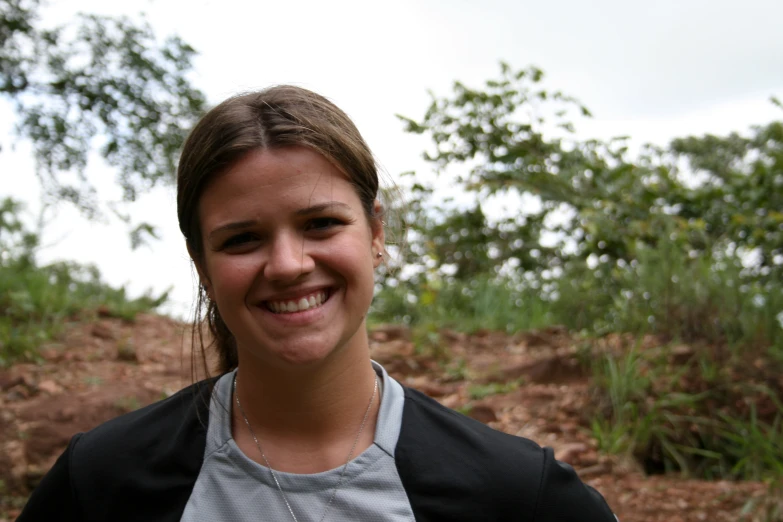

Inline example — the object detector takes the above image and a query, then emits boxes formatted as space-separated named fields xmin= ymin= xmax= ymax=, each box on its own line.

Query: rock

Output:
xmin=40 ymin=348 xmax=64 ymax=361
xmin=556 ymin=442 xmax=588 ymax=464
xmin=369 ymin=324 xmax=411 ymax=342
xmin=0 ymin=372 xmax=23 ymax=392
xmin=383 ymin=357 xmax=421 ymax=377
xmin=477 ymin=356 xmax=584 ymax=385
xmin=670 ymin=344 xmax=694 ymax=364
xmin=92 ymin=323 xmax=116 ymax=341
xmin=439 ymin=394 xmax=462 ymax=409
xmin=6 ymin=389 xmax=28 ymax=402
xmin=576 ymin=463 xmax=609 ymax=477
xmin=37 ymin=380 xmax=64 ymax=395
xmin=439 ymin=329 xmax=466 ymax=343
xmin=406 ymin=378 xmax=455 ymax=398
xmin=116 ymin=339 xmax=138 ymax=362
xmin=370 ymin=339 xmax=414 ymax=362
xmin=521 ymin=331 xmax=552 ymax=349
xmin=467 ymin=404 xmax=497 ymax=424
xmin=57 ymin=408 xmax=77 ymax=423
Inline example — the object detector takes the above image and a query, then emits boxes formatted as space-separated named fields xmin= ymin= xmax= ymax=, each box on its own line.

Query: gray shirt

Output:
xmin=180 ymin=362 xmax=415 ymax=521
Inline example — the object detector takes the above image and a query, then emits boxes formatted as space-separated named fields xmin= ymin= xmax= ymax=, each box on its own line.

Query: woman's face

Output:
xmin=195 ymin=146 xmax=384 ymax=369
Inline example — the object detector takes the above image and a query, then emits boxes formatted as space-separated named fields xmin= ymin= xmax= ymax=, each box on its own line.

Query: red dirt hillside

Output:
xmin=0 ymin=315 xmax=779 ymax=521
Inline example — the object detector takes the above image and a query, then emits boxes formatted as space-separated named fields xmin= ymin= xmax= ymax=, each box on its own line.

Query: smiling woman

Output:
xmin=17 ymin=86 xmax=618 ymax=522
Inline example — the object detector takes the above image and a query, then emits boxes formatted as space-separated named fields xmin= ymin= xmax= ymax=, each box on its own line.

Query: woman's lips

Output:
xmin=265 ymin=289 xmax=330 ymax=314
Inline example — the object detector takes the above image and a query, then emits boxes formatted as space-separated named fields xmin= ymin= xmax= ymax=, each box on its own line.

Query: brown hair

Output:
xmin=177 ymin=85 xmax=381 ymax=377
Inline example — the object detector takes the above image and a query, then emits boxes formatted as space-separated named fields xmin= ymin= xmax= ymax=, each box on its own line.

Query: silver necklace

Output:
xmin=233 ymin=373 xmax=379 ymax=522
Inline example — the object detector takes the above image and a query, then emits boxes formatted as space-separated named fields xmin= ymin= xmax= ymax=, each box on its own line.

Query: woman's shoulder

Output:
xmin=396 ymin=384 xmax=617 ymax=521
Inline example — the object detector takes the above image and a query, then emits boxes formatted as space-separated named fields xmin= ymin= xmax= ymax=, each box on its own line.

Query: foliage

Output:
xmin=375 ymin=62 xmax=783 ymax=481
xmin=0 ymin=197 xmax=167 ymax=365
xmin=372 ymin=272 xmax=552 ymax=331
xmin=390 ymin=61 xmax=782 ymax=349
xmin=555 ymin=241 xmax=782 ymax=352
xmin=1 ymin=0 xmax=206 ymax=243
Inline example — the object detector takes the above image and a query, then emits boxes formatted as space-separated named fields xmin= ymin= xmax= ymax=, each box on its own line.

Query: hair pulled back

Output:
xmin=176 ymin=85 xmax=380 ymax=376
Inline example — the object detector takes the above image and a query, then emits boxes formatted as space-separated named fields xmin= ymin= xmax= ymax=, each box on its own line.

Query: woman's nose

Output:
xmin=263 ymin=233 xmax=315 ymax=281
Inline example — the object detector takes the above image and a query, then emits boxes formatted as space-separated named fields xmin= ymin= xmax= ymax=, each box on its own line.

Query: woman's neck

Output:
xmin=230 ymin=340 xmax=380 ymax=473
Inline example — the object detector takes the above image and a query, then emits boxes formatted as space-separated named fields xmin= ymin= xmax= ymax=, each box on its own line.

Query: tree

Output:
xmin=399 ymin=63 xmax=782 ymax=277
xmin=392 ymin=63 xmax=782 ymax=344
xmin=396 ymin=63 xmax=670 ymax=280
xmin=668 ymin=109 xmax=783 ymax=278
xmin=1 ymin=0 xmax=206 ymax=245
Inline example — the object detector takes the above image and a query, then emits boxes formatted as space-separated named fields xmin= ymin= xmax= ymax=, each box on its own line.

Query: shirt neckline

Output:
xmin=206 ymin=361 xmax=402 ymax=490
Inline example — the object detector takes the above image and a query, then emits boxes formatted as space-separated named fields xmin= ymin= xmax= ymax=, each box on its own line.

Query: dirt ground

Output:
xmin=0 ymin=315 xmax=779 ymax=521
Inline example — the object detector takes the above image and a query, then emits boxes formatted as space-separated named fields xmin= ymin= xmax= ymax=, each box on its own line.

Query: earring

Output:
xmin=376 ymin=252 xmax=383 ymax=258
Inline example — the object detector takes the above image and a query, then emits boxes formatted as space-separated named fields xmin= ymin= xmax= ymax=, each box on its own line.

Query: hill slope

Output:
xmin=0 ymin=316 xmax=778 ymax=521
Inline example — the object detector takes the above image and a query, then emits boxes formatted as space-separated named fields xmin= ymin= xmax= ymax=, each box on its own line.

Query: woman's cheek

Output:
xmin=210 ymin=255 xmax=259 ymax=295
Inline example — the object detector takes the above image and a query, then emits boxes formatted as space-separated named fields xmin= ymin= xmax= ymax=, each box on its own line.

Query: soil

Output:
xmin=0 ymin=315 xmax=779 ymax=521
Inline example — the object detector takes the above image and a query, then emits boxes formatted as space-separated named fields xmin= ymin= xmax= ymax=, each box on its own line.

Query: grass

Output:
xmin=577 ymin=244 xmax=783 ymax=481
xmin=371 ymin=273 xmax=555 ymax=334
xmin=467 ymin=379 xmax=523 ymax=400
xmin=589 ymin=340 xmax=783 ymax=481
xmin=373 ymin=243 xmax=782 ymax=358
xmin=113 ymin=395 xmax=142 ymax=412
xmin=441 ymin=358 xmax=469 ymax=381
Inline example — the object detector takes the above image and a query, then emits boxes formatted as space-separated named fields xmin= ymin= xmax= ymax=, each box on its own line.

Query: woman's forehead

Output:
xmin=214 ymin=147 xmax=351 ymax=190
xmin=198 ymin=147 xmax=361 ymax=225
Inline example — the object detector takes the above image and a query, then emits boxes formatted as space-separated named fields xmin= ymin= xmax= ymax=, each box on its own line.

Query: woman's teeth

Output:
xmin=267 ymin=290 xmax=327 ymax=314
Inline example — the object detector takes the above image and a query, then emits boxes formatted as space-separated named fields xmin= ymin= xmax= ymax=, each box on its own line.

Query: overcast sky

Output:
xmin=2 ymin=0 xmax=782 ymax=318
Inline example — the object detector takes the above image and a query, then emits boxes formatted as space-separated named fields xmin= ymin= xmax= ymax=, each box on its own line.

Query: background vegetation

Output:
xmin=0 ymin=197 xmax=168 ymax=366
xmin=2 ymin=0 xmax=205 ymax=242
xmin=371 ymin=64 xmax=783 ymax=483
xmin=1 ymin=0 xmax=202 ymax=364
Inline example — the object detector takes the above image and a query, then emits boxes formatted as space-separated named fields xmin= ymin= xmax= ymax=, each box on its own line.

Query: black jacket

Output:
xmin=18 ymin=378 xmax=616 ymax=521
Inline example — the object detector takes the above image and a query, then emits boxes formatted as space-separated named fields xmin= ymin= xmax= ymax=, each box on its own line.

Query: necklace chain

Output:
xmin=233 ymin=373 xmax=379 ymax=522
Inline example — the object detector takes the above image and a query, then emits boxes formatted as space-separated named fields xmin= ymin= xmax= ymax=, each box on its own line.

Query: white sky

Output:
xmin=2 ymin=0 xmax=782 ymax=318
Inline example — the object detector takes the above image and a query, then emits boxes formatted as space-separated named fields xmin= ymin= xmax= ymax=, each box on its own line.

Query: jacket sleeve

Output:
xmin=16 ymin=433 xmax=82 ymax=522
xmin=532 ymin=447 xmax=617 ymax=521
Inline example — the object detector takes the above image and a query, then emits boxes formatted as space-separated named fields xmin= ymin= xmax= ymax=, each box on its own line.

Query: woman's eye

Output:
xmin=222 ymin=232 xmax=257 ymax=249
xmin=307 ymin=217 xmax=342 ymax=231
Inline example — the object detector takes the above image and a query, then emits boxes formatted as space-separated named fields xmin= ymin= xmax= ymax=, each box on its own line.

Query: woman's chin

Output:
xmin=239 ymin=338 xmax=344 ymax=372
xmin=274 ymin=347 xmax=335 ymax=368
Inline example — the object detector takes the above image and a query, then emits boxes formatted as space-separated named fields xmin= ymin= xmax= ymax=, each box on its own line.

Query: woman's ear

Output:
xmin=371 ymin=200 xmax=386 ymax=268
xmin=187 ymin=242 xmax=214 ymax=300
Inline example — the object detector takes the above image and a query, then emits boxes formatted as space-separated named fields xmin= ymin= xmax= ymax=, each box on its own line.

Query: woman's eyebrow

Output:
xmin=207 ymin=203 xmax=353 ymax=240
xmin=208 ymin=220 xmax=256 ymax=240
xmin=294 ymin=202 xmax=352 ymax=216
